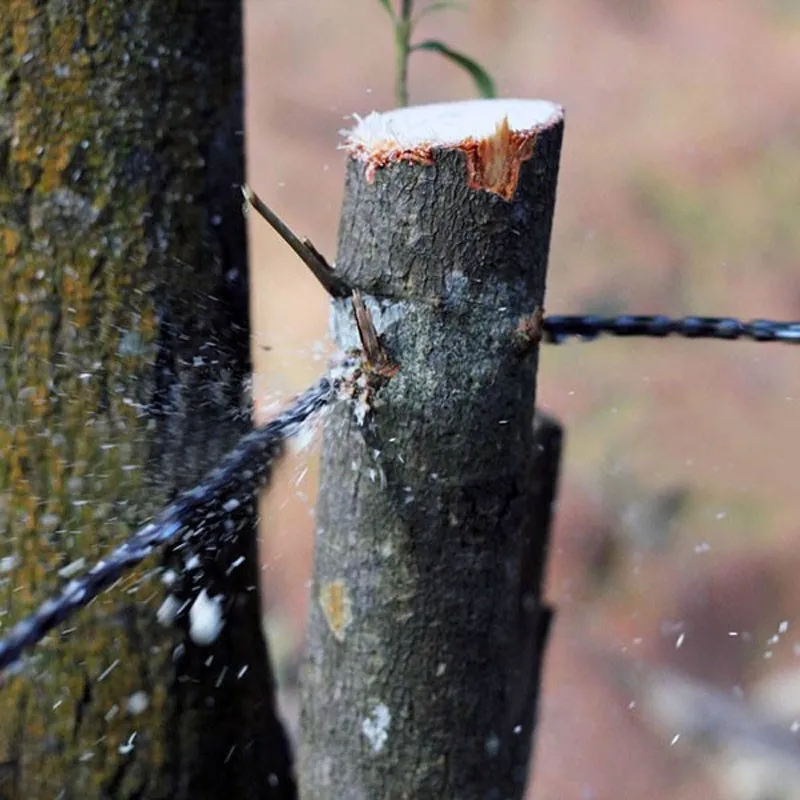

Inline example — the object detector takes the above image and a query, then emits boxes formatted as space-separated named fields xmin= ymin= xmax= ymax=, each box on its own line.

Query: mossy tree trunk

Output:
xmin=0 ymin=2 xmax=292 ymax=798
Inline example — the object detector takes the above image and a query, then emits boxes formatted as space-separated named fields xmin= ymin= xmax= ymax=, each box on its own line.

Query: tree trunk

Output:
xmin=0 ymin=2 xmax=292 ymax=798
xmin=299 ymin=100 xmax=564 ymax=799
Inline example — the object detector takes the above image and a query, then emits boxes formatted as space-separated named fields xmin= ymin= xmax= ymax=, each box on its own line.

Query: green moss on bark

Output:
xmin=0 ymin=3 xmax=283 ymax=798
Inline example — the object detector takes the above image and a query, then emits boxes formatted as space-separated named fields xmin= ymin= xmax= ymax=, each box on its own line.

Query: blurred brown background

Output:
xmin=244 ymin=2 xmax=800 ymax=797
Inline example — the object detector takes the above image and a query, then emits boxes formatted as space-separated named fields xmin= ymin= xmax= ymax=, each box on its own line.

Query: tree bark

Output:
xmin=299 ymin=101 xmax=564 ymax=799
xmin=0 ymin=2 xmax=292 ymax=798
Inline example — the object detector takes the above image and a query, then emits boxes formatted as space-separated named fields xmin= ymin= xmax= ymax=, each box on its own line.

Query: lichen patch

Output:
xmin=361 ymin=703 xmax=391 ymax=753
xmin=319 ymin=579 xmax=352 ymax=642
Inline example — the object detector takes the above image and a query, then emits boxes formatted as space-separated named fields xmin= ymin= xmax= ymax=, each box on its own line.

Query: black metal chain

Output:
xmin=1 ymin=314 xmax=798 ymax=674
xmin=0 ymin=376 xmax=336 ymax=673
xmin=542 ymin=315 xmax=800 ymax=344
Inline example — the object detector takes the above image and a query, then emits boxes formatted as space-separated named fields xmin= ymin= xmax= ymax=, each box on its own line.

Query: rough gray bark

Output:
xmin=504 ymin=413 xmax=561 ymax=795
xmin=0 ymin=2 xmax=293 ymax=798
xmin=299 ymin=107 xmax=564 ymax=799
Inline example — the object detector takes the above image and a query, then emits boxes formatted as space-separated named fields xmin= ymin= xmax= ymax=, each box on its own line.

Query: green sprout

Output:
xmin=376 ymin=0 xmax=496 ymax=106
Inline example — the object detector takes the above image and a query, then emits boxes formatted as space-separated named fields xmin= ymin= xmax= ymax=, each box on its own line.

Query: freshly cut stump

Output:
xmin=300 ymin=99 xmax=564 ymax=800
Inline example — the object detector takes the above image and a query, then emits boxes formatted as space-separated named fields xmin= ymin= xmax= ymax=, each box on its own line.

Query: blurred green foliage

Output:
xmin=377 ymin=0 xmax=495 ymax=106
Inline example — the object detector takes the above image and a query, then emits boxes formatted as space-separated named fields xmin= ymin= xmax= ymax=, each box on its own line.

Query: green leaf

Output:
xmin=376 ymin=0 xmax=396 ymax=19
xmin=413 ymin=1 xmax=466 ymax=23
xmin=411 ymin=39 xmax=496 ymax=98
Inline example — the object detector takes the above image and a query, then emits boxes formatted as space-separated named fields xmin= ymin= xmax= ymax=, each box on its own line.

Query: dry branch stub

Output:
xmin=299 ymin=99 xmax=564 ymax=799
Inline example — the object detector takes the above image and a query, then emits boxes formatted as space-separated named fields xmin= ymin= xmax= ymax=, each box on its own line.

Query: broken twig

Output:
xmin=242 ymin=185 xmax=352 ymax=298
xmin=351 ymin=290 xmax=399 ymax=378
